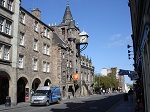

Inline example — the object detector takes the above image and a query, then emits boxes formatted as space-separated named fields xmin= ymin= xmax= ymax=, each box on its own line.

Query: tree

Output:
xmin=94 ymin=74 xmax=100 ymax=88
xmin=94 ymin=72 xmax=119 ymax=90
xmin=99 ymin=75 xmax=119 ymax=89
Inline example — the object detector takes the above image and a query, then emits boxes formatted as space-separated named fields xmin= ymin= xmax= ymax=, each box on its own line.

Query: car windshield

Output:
xmin=33 ymin=90 xmax=49 ymax=96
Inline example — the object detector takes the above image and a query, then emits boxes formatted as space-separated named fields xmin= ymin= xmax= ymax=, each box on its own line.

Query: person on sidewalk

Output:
xmin=128 ymin=88 xmax=134 ymax=101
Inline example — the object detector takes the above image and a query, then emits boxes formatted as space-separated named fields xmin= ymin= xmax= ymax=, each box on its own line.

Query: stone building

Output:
xmin=129 ymin=0 xmax=150 ymax=111
xmin=53 ymin=3 xmax=94 ymax=98
xmin=0 ymin=0 xmax=21 ymax=105
xmin=80 ymin=55 xmax=94 ymax=96
xmin=17 ymin=7 xmax=56 ymax=103
xmin=0 ymin=0 xmax=94 ymax=105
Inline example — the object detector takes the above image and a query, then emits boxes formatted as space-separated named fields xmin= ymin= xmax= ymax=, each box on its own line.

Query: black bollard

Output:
xmin=5 ymin=96 xmax=11 ymax=107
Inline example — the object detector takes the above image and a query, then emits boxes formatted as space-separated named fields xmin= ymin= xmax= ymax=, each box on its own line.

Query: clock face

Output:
xmin=80 ymin=36 xmax=87 ymax=43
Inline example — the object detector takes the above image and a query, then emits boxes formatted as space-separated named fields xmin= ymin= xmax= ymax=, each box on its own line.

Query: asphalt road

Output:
xmin=1 ymin=93 xmax=123 ymax=112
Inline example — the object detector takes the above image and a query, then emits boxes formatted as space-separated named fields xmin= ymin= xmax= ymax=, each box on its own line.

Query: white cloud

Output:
xmin=110 ymin=34 xmax=122 ymax=40
xmin=106 ymin=40 xmax=125 ymax=48
xmin=102 ymin=34 xmax=131 ymax=48
xmin=104 ymin=33 xmax=130 ymax=48
xmin=125 ymin=35 xmax=131 ymax=40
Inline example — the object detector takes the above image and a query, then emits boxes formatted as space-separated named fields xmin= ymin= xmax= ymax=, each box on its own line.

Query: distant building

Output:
xmin=101 ymin=67 xmax=125 ymax=92
xmin=101 ymin=68 xmax=112 ymax=76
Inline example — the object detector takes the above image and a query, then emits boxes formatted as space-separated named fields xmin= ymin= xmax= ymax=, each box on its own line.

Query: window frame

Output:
xmin=19 ymin=32 xmax=24 ymax=46
xmin=5 ymin=20 xmax=11 ymax=35
xmin=18 ymin=54 xmax=24 ymax=68
xmin=43 ymin=61 xmax=46 ymax=72
xmin=0 ymin=0 xmax=5 ymax=7
xmin=20 ymin=11 xmax=25 ymax=24
xmin=4 ymin=45 xmax=10 ymax=60
xmin=34 ymin=21 xmax=38 ymax=32
xmin=0 ymin=17 xmax=4 ymax=32
xmin=0 ymin=44 xmax=3 ymax=59
xmin=34 ymin=38 xmax=38 ymax=51
xmin=44 ymin=27 xmax=47 ymax=37
xmin=7 ymin=0 xmax=12 ymax=11
xmin=43 ymin=43 xmax=46 ymax=54
xmin=46 ymin=45 xmax=50 ymax=55
xmin=33 ymin=58 xmax=38 ymax=71
xmin=47 ymin=62 xmax=50 ymax=73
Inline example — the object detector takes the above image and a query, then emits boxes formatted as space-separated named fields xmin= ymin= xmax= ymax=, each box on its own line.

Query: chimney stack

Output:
xmin=32 ymin=8 xmax=41 ymax=20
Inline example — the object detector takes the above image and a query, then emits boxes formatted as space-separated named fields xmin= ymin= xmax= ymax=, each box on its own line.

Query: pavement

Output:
xmin=110 ymin=98 xmax=136 ymax=112
xmin=0 ymin=102 xmax=30 ymax=111
xmin=0 ymin=94 xmax=136 ymax=112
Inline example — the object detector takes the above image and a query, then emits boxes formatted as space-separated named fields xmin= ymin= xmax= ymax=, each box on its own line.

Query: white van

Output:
xmin=30 ymin=86 xmax=62 ymax=106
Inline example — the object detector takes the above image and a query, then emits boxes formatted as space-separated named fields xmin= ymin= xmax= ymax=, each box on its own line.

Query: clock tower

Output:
xmin=79 ymin=31 xmax=89 ymax=44
xmin=53 ymin=1 xmax=90 ymax=99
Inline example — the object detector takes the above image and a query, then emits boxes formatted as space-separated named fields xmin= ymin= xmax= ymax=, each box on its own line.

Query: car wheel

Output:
xmin=57 ymin=99 xmax=61 ymax=104
xmin=46 ymin=101 xmax=49 ymax=106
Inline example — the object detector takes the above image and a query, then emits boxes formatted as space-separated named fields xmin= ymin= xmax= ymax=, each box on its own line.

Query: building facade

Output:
xmin=0 ymin=0 xmax=21 ymax=105
xmin=0 ymin=1 xmax=94 ymax=105
xmin=17 ymin=7 xmax=56 ymax=103
xmin=101 ymin=68 xmax=112 ymax=76
xmin=53 ymin=4 xmax=94 ymax=98
xmin=80 ymin=55 xmax=94 ymax=96
xmin=129 ymin=0 xmax=150 ymax=111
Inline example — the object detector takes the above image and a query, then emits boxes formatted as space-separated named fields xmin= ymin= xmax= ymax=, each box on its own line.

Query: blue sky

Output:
xmin=21 ymin=0 xmax=133 ymax=84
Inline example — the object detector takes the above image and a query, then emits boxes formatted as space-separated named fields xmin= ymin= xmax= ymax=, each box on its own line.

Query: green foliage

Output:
xmin=94 ymin=73 xmax=119 ymax=89
xmin=94 ymin=75 xmax=100 ymax=88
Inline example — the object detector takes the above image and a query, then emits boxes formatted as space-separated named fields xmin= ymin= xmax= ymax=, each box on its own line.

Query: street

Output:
xmin=1 ymin=93 xmax=123 ymax=112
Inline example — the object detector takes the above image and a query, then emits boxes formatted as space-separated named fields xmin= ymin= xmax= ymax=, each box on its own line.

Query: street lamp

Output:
xmin=128 ymin=50 xmax=133 ymax=53
xmin=127 ymin=44 xmax=132 ymax=48
xmin=127 ymin=44 xmax=134 ymax=60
